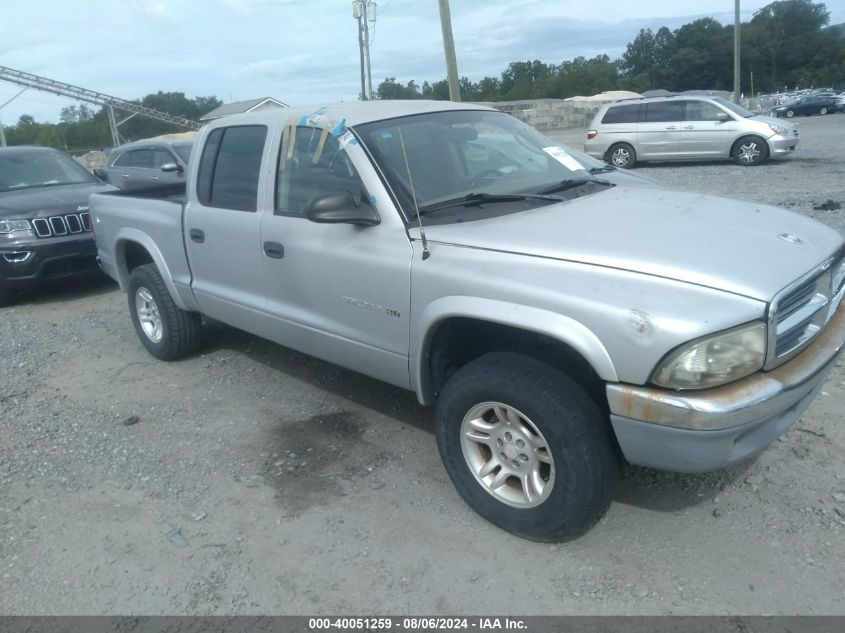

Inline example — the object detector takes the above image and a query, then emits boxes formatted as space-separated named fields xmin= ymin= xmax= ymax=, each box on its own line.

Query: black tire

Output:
xmin=786 ymin=109 xmax=795 ymax=118
xmin=732 ymin=135 xmax=769 ymax=166
xmin=435 ymin=352 xmax=620 ymax=541
xmin=127 ymin=263 xmax=202 ymax=361
xmin=606 ymin=142 xmax=636 ymax=169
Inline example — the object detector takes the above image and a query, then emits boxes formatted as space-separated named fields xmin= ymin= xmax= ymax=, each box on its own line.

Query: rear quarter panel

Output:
xmin=90 ymin=191 xmax=198 ymax=311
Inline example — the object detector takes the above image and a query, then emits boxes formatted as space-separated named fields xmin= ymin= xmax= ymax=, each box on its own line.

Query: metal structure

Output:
xmin=0 ymin=64 xmax=200 ymax=146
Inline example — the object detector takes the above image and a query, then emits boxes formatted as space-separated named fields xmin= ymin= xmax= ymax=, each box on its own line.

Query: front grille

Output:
xmin=768 ymin=253 xmax=845 ymax=367
xmin=30 ymin=213 xmax=92 ymax=239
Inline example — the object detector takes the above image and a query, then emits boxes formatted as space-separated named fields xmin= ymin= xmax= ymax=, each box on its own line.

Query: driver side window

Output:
xmin=275 ymin=126 xmax=365 ymax=217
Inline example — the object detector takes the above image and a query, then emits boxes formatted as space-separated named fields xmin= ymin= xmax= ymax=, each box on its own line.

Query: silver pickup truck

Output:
xmin=91 ymin=100 xmax=845 ymax=541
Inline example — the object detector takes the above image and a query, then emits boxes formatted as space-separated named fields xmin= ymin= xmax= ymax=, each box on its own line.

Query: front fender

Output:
xmin=411 ymin=296 xmax=618 ymax=405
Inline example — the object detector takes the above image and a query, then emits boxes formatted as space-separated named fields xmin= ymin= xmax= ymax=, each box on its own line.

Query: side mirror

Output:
xmin=717 ymin=113 xmax=730 ymax=123
xmin=305 ymin=192 xmax=380 ymax=226
xmin=160 ymin=162 xmax=184 ymax=173
xmin=92 ymin=168 xmax=109 ymax=182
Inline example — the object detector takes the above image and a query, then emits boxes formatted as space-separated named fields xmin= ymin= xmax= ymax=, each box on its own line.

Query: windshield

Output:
xmin=355 ymin=110 xmax=605 ymax=223
xmin=711 ymin=96 xmax=755 ymax=118
xmin=0 ymin=150 xmax=96 ymax=193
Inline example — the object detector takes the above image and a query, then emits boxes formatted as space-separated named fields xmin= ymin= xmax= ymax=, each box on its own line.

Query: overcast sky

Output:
xmin=2 ymin=0 xmax=844 ymax=124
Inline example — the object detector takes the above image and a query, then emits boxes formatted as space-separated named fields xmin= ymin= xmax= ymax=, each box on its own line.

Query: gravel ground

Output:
xmin=2 ymin=115 xmax=845 ymax=616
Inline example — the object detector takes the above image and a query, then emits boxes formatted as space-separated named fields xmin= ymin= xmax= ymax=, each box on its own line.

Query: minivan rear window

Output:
xmin=601 ymin=104 xmax=640 ymax=124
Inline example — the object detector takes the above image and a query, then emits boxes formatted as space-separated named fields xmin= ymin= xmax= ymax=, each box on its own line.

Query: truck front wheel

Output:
xmin=127 ymin=264 xmax=202 ymax=361
xmin=435 ymin=352 xmax=619 ymax=541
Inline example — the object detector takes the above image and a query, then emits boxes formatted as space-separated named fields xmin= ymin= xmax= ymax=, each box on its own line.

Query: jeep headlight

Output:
xmin=767 ymin=123 xmax=790 ymax=136
xmin=652 ymin=322 xmax=766 ymax=390
xmin=0 ymin=219 xmax=32 ymax=236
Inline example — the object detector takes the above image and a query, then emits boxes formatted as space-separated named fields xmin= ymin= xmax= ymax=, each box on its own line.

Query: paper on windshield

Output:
xmin=542 ymin=146 xmax=584 ymax=172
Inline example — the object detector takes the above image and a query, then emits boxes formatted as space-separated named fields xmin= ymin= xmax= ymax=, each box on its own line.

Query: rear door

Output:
xmin=184 ymin=124 xmax=272 ymax=326
xmin=110 ymin=148 xmax=153 ymax=190
xmin=636 ymin=101 xmax=683 ymax=160
xmin=678 ymin=100 xmax=735 ymax=158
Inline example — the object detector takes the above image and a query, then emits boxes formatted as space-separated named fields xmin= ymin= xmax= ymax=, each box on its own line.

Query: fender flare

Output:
xmin=411 ymin=296 xmax=618 ymax=405
xmin=114 ymin=228 xmax=189 ymax=311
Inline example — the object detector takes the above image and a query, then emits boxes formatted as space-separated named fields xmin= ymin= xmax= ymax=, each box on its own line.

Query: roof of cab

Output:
xmin=203 ymin=100 xmax=496 ymax=129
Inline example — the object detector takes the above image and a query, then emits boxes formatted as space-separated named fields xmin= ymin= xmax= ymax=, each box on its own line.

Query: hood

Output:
xmin=416 ymin=186 xmax=843 ymax=301
xmin=0 ymin=181 xmax=113 ymax=218
xmin=751 ymin=113 xmax=795 ymax=128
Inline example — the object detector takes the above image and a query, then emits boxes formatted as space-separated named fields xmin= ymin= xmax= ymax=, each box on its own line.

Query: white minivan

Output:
xmin=584 ymin=95 xmax=799 ymax=168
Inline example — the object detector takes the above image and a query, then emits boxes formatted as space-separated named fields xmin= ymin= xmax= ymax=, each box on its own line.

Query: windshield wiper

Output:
xmin=536 ymin=178 xmax=601 ymax=195
xmin=588 ymin=166 xmax=615 ymax=174
xmin=417 ymin=192 xmax=560 ymax=215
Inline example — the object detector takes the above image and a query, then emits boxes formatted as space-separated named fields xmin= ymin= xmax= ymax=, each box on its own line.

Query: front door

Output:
xmin=259 ymin=125 xmax=413 ymax=389
xmin=678 ymin=100 xmax=735 ymax=158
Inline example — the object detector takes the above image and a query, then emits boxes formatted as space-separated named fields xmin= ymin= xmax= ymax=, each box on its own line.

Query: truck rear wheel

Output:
xmin=435 ymin=352 xmax=620 ymax=541
xmin=127 ymin=264 xmax=202 ymax=361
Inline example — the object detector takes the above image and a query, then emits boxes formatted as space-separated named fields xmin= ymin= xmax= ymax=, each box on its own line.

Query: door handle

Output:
xmin=122 ymin=174 xmax=130 ymax=178
xmin=683 ymin=125 xmax=695 ymax=129
xmin=263 ymin=241 xmax=284 ymax=259
xmin=148 ymin=176 xmax=160 ymax=181
xmin=189 ymin=228 xmax=204 ymax=243
xmin=665 ymin=126 xmax=677 ymax=130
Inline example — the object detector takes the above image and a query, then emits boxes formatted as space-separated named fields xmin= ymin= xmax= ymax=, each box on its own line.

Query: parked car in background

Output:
xmin=564 ymin=145 xmax=662 ymax=186
xmin=99 ymin=140 xmax=193 ymax=191
xmin=584 ymin=95 xmax=798 ymax=168
xmin=770 ymin=96 xmax=841 ymax=118
xmin=0 ymin=146 xmax=113 ymax=304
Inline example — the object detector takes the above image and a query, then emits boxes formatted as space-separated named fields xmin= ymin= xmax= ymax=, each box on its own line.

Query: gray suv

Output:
xmin=100 ymin=140 xmax=193 ymax=191
xmin=584 ymin=96 xmax=799 ymax=168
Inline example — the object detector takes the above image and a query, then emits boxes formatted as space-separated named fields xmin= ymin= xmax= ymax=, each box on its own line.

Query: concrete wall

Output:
xmin=479 ymin=98 xmax=608 ymax=131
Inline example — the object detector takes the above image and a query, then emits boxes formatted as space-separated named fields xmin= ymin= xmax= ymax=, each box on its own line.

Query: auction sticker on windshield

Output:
xmin=543 ymin=146 xmax=584 ymax=171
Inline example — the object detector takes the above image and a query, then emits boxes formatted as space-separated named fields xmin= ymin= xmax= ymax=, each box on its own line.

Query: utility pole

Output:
xmin=438 ymin=0 xmax=461 ymax=101
xmin=733 ymin=0 xmax=741 ymax=103
xmin=353 ymin=1 xmax=367 ymax=99
xmin=353 ymin=1 xmax=377 ymax=100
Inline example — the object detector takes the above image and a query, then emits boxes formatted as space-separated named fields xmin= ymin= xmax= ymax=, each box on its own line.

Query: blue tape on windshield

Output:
xmin=298 ymin=106 xmax=328 ymax=126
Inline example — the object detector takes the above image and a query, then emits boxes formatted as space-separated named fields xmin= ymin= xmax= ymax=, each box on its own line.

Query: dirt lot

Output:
xmin=2 ymin=115 xmax=845 ymax=616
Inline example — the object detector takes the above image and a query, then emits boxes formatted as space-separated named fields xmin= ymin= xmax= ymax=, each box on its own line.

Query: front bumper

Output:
xmin=0 ymin=234 xmax=99 ymax=290
xmin=606 ymin=300 xmax=845 ymax=473
xmin=768 ymin=132 xmax=799 ymax=157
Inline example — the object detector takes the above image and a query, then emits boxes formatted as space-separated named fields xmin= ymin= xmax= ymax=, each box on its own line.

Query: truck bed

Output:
xmin=90 ymin=184 xmax=195 ymax=308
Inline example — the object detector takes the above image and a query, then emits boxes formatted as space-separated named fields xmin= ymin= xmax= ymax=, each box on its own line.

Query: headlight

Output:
xmin=652 ymin=322 xmax=766 ymax=390
xmin=0 ymin=219 xmax=32 ymax=235
xmin=767 ymin=123 xmax=790 ymax=136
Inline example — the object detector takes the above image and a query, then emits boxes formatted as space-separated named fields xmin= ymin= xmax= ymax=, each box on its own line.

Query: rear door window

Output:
xmin=644 ymin=102 xmax=684 ymax=123
xmin=196 ymin=125 xmax=268 ymax=212
xmin=601 ymin=104 xmax=640 ymax=124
